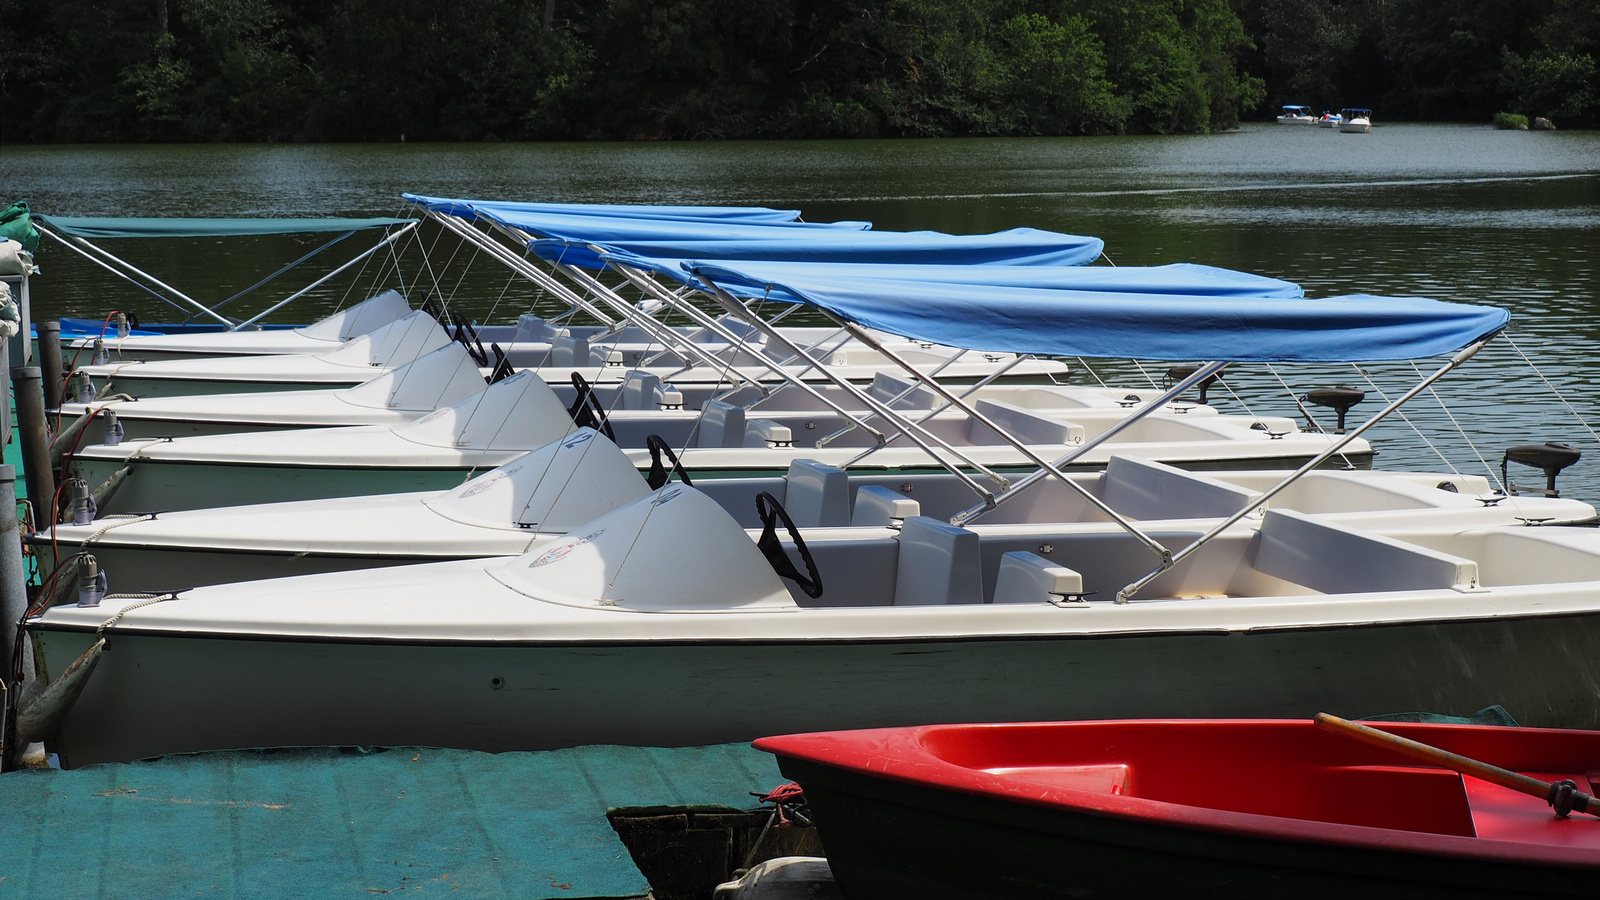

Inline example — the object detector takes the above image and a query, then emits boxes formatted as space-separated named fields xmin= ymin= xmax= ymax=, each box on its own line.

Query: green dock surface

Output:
xmin=1 ymin=743 xmax=784 ymax=898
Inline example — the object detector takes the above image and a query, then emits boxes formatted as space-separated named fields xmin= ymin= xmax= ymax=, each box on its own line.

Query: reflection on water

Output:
xmin=6 ymin=124 xmax=1599 ymax=497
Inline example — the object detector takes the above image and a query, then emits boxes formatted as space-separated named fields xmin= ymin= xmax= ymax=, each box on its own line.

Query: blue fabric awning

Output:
xmin=36 ymin=216 xmax=414 ymax=238
xmin=603 ymin=256 xmax=1302 ymax=299
xmin=532 ymin=224 xmax=1107 ymax=270
xmin=626 ymin=255 xmax=1506 ymax=362
xmin=403 ymin=193 xmax=825 ymax=225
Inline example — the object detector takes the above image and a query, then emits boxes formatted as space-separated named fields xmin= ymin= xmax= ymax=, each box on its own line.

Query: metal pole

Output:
xmin=233 ymin=221 xmax=421 ymax=329
xmin=949 ymin=361 xmax=1230 ymax=526
xmin=1115 ymin=338 xmax=1493 ymax=603
xmin=36 ymin=322 xmax=63 ymax=411
xmin=0 ymin=465 xmax=25 ymax=680
xmin=0 ymin=464 xmax=21 ymax=773
xmin=10 ymin=367 xmax=55 ymax=523
xmin=36 ymin=226 xmax=233 ymax=327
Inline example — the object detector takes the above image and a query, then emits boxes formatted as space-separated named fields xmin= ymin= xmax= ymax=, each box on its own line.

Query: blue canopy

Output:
xmin=35 ymin=216 xmax=415 ymax=239
xmin=532 ymin=223 xmax=1106 ymax=269
xmin=602 ymin=255 xmax=1302 ymax=299
xmin=403 ymin=193 xmax=827 ymax=225
xmin=630 ymin=256 xmax=1506 ymax=362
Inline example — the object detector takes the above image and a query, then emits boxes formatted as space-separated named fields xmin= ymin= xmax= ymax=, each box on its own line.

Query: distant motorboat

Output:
xmin=1276 ymin=105 xmax=1316 ymax=125
xmin=1340 ymin=108 xmax=1373 ymax=133
xmin=1317 ymin=111 xmax=1343 ymax=128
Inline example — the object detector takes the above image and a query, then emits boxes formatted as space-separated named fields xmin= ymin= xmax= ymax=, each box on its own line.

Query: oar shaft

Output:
xmin=1314 ymin=713 xmax=1572 ymax=804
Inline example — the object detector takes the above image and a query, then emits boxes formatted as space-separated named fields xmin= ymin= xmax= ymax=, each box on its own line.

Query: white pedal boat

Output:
xmin=36 ymin=429 xmax=1592 ymax=592
xmin=66 ymin=368 xmax=1371 ymax=516
xmin=61 ymin=289 xmax=415 ymax=363
xmin=29 ymin=478 xmax=1600 ymax=767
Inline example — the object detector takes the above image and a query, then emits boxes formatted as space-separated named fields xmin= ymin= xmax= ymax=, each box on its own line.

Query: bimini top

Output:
xmin=616 ymin=253 xmax=1507 ymax=363
xmin=410 ymin=193 xmax=1105 ymax=267
xmin=595 ymin=253 xmax=1302 ymax=299
xmin=526 ymin=219 xmax=1107 ymax=268
xmin=403 ymin=193 xmax=827 ymax=226
xmin=34 ymin=216 xmax=415 ymax=239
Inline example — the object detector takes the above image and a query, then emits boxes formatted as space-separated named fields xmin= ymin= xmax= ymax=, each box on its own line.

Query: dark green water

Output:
xmin=5 ymin=124 xmax=1599 ymax=496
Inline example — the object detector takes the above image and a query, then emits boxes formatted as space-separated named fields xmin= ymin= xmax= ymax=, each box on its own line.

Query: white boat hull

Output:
xmin=34 ymin=608 xmax=1600 ymax=768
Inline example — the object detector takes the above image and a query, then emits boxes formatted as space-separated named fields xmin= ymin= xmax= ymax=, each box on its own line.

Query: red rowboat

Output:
xmin=755 ymin=719 xmax=1600 ymax=899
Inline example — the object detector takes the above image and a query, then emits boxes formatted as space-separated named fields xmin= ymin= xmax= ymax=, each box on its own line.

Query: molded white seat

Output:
xmin=852 ymin=485 xmax=920 ymax=527
xmin=992 ymin=551 xmax=1085 ymax=604
xmin=783 ymin=459 xmax=851 ymax=527
xmin=894 ymin=516 xmax=983 ymax=605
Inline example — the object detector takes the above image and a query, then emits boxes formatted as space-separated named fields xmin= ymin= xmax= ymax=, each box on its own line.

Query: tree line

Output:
xmin=0 ymin=0 xmax=1593 ymax=144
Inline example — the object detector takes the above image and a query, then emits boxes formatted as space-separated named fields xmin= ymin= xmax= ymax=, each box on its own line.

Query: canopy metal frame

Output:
xmin=1115 ymin=338 xmax=1494 ymax=603
xmin=34 ymin=220 xmax=419 ymax=331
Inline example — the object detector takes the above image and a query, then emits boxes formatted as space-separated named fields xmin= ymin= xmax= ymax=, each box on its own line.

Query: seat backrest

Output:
xmin=1254 ymin=508 xmax=1478 ymax=594
xmin=868 ymin=371 xmax=937 ymax=408
xmin=894 ymin=516 xmax=983 ymax=605
xmin=550 ymin=335 xmax=588 ymax=367
xmin=972 ymin=398 xmax=1081 ymax=445
xmin=697 ymin=399 xmax=746 ymax=448
xmin=783 ymin=459 xmax=851 ymax=527
xmin=622 ymin=371 xmax=663 ymax=410
xmin=1101 ymin=455 xmax=1259 ymax=520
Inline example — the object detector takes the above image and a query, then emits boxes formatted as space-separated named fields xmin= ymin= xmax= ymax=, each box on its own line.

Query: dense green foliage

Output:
xmin=0 ymin=0 xmax=1593 ymax=142
xmin=1233 ymin=0 xmax=1599 ymax=127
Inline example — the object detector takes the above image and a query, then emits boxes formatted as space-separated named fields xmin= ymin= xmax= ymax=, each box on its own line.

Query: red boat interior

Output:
xmin=906 ymin=721 xmax=1600 ymax=847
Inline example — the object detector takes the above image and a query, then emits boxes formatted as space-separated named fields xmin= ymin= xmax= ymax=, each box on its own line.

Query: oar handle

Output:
xmin=1314 ymin=713 xmax=1596 ymax=817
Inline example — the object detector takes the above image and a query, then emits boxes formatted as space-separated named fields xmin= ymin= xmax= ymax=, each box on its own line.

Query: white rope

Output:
xmin=95 ymin=593 xmax=177 ymax=636
xmin=81 ymin=513 xmax=156 ymax=545
xmin=1505 ymin=332 xmax=1600 ymax=448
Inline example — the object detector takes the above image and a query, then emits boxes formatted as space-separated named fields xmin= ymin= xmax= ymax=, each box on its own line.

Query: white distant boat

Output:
xmin=1317 ymin=111 xmax=1343 ymax=128
xmin=1276 ymin=105 xmax=1316 ymax=125
xmin=1340 ymin=108 xmax=1373 ymax=133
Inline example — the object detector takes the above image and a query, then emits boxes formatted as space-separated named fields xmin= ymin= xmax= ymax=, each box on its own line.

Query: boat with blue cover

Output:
xmin=32 ymin=253 xmax=1594 ymax=771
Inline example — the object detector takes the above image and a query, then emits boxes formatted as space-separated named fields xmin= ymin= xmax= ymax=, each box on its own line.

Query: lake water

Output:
xmin=5 ymin=124 xmax=1599 ymax=497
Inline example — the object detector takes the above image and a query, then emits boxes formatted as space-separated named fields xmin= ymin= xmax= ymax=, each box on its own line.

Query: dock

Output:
xmin=1 ymin=742 xmax=788 ymax=898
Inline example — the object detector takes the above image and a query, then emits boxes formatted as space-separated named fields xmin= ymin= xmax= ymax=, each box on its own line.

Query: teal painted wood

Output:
xmin=0 ymin=743 xmax=782 ymax=899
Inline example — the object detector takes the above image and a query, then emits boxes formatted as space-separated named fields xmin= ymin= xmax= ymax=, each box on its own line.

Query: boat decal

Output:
xmin=459 ymin=464 xmax=520 ymax=497
xmin=528 ymin=529 xmax=605 ymax=568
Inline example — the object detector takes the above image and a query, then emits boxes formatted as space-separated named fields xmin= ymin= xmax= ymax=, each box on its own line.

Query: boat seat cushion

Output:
xmin=1254 ymin=508 xmax=1479 ymax=594
xmin=895 ymin=516 xmax=983 ymax=605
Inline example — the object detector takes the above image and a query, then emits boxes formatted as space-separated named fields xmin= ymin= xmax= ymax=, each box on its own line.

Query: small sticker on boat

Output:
xmin=528 ymin=529 xmax=606 ymax=568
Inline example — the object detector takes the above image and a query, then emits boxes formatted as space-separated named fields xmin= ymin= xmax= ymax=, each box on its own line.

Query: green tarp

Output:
xmin=0 ymin=743 xmax=784 ymax=899
xmin=34 ymin=216 xmax=415 ymax=239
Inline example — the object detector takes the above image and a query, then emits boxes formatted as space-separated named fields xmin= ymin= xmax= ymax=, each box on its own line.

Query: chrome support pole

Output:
xmin=234 ymin=221 xmax=420 ymax=329
xmin=1115 ymin=339 xmax=1493 ymax=604
xmin=37 ymin=226 xmax=230 ymax=326
xmin=833 ymin=320 xmax=1174 ymax=561
xmin=431 ymin=213 xmax=617 ymax=325
xmin=692 ymin=278 xmax=1013 ymax=498
xmin=951 ymin=362 xmax=1229 ymax=526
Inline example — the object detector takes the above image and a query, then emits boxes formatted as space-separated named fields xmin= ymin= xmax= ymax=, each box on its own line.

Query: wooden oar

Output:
xmin=1314 ymin=712 xmax=1599 ymax=818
